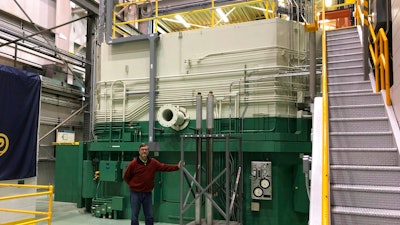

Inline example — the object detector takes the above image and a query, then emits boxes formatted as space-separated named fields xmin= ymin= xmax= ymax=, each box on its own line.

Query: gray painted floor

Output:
xmin=36 ymin=198 xmax=177 ymax=225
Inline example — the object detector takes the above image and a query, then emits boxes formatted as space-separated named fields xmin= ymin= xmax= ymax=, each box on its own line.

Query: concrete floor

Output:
xmin=36 ymin=198 xmax=177 ymax=225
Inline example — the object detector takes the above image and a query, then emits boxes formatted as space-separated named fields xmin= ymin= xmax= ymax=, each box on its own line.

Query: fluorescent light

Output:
xmin=326 ymin=0 xmax=332 ymax=7
xmin=175 ymin=15 xmax=190 ymax=28
xmin=216 ymin=8 xmax=229 ymax=23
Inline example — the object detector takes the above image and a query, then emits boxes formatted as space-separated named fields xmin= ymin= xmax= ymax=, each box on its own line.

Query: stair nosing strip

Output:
xmin=328 ymin=66 xmax=363 ymax=70
xmin=329 ymin=104 xmax=384 ymax=109
xmin=332 ymin=206 xmax=400 ymax=218
xmin=330 ymin=131 xmax=392 ymax=135
xmin=329 ymin=92 xmax=380 ymax=97
xmin=328 ymin=80 xmax=370 ymax=85
xmin=330 ymin=165 xmax=400 ymax=171
xmin=330 ymin=147 xmax=397 ymax=151
xmin=328 ymin=59 xmax=363 ymax=64
xmin=328 ymin=52 xmax=363 ymax=57
xmin=331 ymin=184 xmax=400 ymax=193
xmin=328 ymin=90 xmax=372 ymax=94
xmin=330 ymin=117 xmax=388 ymax=121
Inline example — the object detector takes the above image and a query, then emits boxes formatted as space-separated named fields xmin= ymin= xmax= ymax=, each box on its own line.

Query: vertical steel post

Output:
xmin=363 ymin=0 xmax=370 ymax=80
xmin=195 ymin=92 xmax=202 ymax=225
xmin=309 ymin=31 xmax=316 ymax=102
xmin=225 ymin=136 xmax=230 ymax=224
xmin=180 ymin=136 xmax=184 ymax=225
xmin=206 ymin=91 xmax=214 ymax=225
xmin=148 ymin=34 xmax=159 ymax=145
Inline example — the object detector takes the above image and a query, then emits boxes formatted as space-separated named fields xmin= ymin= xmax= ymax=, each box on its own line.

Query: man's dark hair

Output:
xmin=138 ymin=143 xmax=148 ymax=149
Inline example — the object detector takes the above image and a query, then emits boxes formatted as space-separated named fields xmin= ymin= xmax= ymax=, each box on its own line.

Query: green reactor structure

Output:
xmin=54 ymin=3 xmax=314 ymax=224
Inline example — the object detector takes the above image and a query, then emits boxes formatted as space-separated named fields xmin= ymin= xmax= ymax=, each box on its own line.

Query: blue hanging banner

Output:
xmin=0 ymin=65 xmax=41 ymax=180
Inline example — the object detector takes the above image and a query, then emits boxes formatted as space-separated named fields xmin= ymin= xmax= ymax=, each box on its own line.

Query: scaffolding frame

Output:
xmin=180 ymin=134 xmax=243 ymax=225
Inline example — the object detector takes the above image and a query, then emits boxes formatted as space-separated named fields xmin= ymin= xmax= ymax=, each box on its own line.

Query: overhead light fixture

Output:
xmin=216 ymin=8 xmax=229 ymax=23
xmin=326 ymin=0 xmax=332 ymax=7
xmin=175 ymin=14 xmax=191 ymax=28
xmin=245 ymin=5 xmax=273 ymax=14
xmin=278 ymin=0 xmax=285 ymax=8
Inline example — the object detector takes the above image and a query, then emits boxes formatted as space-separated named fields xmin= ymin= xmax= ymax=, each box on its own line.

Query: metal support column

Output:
xmin=84 ymin=14 xmax=95 ymax=141
xmin=148 ymin=34 xmax=159 ymax=146
xmin=363 ymin=0 xmax=370 ymax=80
xmin=309 ymin=31 xmax=316 ymax=102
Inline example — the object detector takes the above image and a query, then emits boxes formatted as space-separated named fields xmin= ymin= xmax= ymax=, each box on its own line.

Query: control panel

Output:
xmin=251 ymin=161 xmax=272 ymax=200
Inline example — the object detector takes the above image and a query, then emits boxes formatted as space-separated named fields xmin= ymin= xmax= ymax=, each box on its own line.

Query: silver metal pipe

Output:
xmin=195 ymin=92 xmax=202 ymax=225
xmin=148 ymin=34 xmax=159 ymax=144
xmin=205 ymin=91 xmax=214 ymax=225
xmin=206 ymin=91 xmax=214 ymax=130
xmin=196 ymin=92 xmax=203 ymax=130
xmin=309 ymin=31 xmax=316 ymax=102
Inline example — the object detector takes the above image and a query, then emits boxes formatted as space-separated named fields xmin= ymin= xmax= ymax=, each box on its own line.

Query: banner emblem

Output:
xmin=0 ymin=133 xmax=9 ymax=157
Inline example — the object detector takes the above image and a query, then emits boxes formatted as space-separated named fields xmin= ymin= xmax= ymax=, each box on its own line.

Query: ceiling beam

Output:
xmin=71 ymin=0 xmax=99 ymax=16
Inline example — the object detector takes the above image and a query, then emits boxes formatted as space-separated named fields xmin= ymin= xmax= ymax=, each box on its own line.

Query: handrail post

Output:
xmin=362 ymin=0 xmax=370 ymax=80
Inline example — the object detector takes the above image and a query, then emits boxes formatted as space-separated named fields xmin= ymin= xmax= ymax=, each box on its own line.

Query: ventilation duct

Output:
xmin=157 ymin=104 xmax=190 ymax=131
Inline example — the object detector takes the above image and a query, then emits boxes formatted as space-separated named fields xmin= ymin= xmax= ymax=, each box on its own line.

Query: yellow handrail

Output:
xmin=0 ymin=183 xmax=54 ymax=225
xmin=355 ymin=3 xmax=391 ymax=105
xmin=321 ymin=1 xmax=330 ymax=224
xmin=371 ymin=28 xmax=391 ymax=105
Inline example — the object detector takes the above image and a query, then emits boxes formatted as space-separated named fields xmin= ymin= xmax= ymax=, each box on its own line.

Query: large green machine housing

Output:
xmin=55 ymin=116 xmax=311 ymax=225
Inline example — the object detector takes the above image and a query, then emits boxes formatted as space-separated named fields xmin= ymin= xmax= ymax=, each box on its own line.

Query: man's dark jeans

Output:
xmin=130 ymin=190 xmax=153 ymax=225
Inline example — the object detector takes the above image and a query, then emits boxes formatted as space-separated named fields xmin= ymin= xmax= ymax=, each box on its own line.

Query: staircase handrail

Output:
xmin=321 ymin=2 xmax=330 ymax=225
xmin=355 ymin=3 xmax=391 ymax=105
xmin=369 ymin=27 xmax=391 ymax=105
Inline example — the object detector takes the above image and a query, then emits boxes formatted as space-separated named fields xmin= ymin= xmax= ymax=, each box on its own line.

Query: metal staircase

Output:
xmin=327 ymin=27 xmax=400 ymax=224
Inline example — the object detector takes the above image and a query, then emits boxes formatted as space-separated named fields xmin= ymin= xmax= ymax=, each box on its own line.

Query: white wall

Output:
xmin=391 ymin=0 xmax=400 ymax=124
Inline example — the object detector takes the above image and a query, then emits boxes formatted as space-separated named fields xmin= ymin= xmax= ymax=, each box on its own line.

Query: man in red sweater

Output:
xmin=123 ymin=143 xmax=182 ymax=225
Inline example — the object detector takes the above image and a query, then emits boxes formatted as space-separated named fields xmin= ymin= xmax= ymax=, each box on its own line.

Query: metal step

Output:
xmin=332 ymin=206 xmax=400 ymax=225
xmin=326 ymin=27 xmax=358 ymax=36
xmin=328 ymin=67 xmax=364 ymax=78
xmin=331 ymin=184 xmax=400 ymax=210
xmin=330 ymin=165 xmax=400 ymax=186
xmin=329 ymin=104 xmax=387 ymax=118
xmin=329 ymin=131 xmax=395 ymax=148
xmin=329 ymin=92 xmax=383 ymax=106
xmin=330 ymin=147 xmax=398 ymax=166
xmin=328 ymin=80 xmax=371 ymax=92
xmin=330 ymin=117 xmax=390 ymax=132
xmin=328 ymin=51 xmax=363 ymax=62
xmin=327 ymin=36 xmax=360 ymax=46
xmin=328 ymin=89 xmax=372 ymax=95
xmin=328 ymin=58 xmax=363 ymax=69
xmin=327 ymin=42 xmax=361 ymax=52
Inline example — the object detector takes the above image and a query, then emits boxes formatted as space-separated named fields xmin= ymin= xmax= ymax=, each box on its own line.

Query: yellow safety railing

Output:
xmin=370 ymin=28 xmax=391 ymax=105
xmin=0 ymin=183 xmax=54 ymax=225
xmin=354 ymin=2 xmax=391 ymax=105
xmin=112 ymin=0 xmax=274 ymax=38
xmin=354 ymin=4 xmax=391 ymax=105
xmin=320 ymin=1 xmax=330 ymax=225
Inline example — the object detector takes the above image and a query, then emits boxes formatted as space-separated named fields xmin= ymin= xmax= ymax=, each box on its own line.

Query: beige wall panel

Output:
xmin=98 ymin=19 xmax=308 ymax=121
xmin=100 ymin=40 xmax=150 ymax=81
xmin=0 ymin=0 xmax=56 ymax=28
xmin=55 ymin=0 xmax=71 ymax=51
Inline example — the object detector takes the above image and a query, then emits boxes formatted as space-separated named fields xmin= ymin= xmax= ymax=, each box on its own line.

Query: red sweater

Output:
xmin=123 ymin=157 xmax=179 ymax=192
